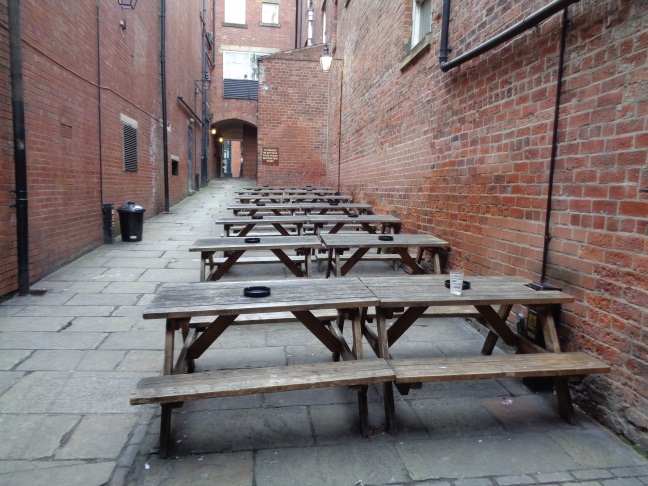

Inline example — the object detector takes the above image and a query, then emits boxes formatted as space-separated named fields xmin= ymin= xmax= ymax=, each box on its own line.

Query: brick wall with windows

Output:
xmin=257 ymin=47 xmax=328 ymax=186
xmin=320 ymin=0 xmax=647 ymax=450
xmin=0 ymin=0 xmax=206 ymax=296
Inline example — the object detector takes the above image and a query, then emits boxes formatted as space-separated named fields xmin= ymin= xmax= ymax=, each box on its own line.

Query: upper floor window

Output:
xmin=224 ymin=0 xmax=245 ymax=25
xmin=262 ymin=3 xmax=279 ymax=25
xmin=322 ymin=10 xmax=327 ymax=43
xmin=223 ymin=51 xmax=266 ymax=81
xmin=411 ymin=0 xmax=431 ymax=47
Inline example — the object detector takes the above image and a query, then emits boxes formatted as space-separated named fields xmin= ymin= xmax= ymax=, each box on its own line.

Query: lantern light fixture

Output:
xmin=320 ymin=45 xmax=333 ymax=72
xmin=118 ymin=0 xmax=138 ymax=10
xmin=210 ymin=127 xmax=217 ymax=135
xmin=218 ymin=136 xmax=224 ymax=143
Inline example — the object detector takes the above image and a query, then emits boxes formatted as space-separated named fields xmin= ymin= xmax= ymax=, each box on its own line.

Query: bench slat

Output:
xmin=210 ymin=255 xmax=305 ymax=265
xmin=131 ymin=359 xmax=395 ymax=405
xmin=389 ymin=352 xmax=610 ymax=383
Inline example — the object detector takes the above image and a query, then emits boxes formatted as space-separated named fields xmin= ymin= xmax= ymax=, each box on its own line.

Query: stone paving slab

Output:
xmin=0 ymin=460 xmax=115 ymax=486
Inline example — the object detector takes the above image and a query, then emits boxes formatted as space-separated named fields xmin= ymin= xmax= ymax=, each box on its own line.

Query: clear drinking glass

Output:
xmin=449 ymin=270 xmax=464 ymax=296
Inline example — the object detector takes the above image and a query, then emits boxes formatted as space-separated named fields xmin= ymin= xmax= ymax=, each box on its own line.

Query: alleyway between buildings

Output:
xmin=0 ymin=178 xmax=645 ymax=486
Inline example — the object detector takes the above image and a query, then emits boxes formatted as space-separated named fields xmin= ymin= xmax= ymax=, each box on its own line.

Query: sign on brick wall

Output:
xmin=262 ymin=147 xmax=279 ymax=165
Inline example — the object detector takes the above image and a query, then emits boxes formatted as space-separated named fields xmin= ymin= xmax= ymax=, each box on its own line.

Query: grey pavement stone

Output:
xmin=0 ymin=315 xmax=71 ymax=331
xmin=68 ymin=316 xmax=137 ymax=332
xmin=481 ymin=394 xmax=573 ymax=433
xmin=454 ymin=479 xmax=494 ymax=486
xmin=409 ymin=397 xmax=505 ymax=439
xmin=16 ymin=350 xmax=86 ymax=370
xmin=265 ymin=328 xmax=324 ymax=346
xmin=136 ymin=451 xmax=254 ymax=486
xmin=285 ymin=344 xmax=340 ymax=364
xmin=397 ymin=434 xmax=580 ymax=480
xmin=104 ymin=258 xmax=170 ymax=269
xmin=103 ymin=281 xmax=160 ymax=294
xmin=572 ymin=469 xmax=615 ymax=480
xmin=0 ymin=332 xmax=106 ymax=350
xmin=100 ymin=332 xmax=164 ymax=350
xmin=392 ymin=377 xmax=510 ymax=401
xmin=166 ymin=259 xmax=198 ymax=269
xmin=602 ymin=479 xmax=644 ymax=485
xmin=171 ymin=405 xmax=313 ymax=454
xmin=0 ymin=291 xmax=74 ymax=306
xmin=611 ymin=467 xmax=648 ymax=477
xmin=196 ymin=346 xmax=287 ymax=371
xmin=0 ymin=371 xmax=26 ymax=395
xmin=113 ymin=305 xmax=149 ymax=317
xmin=103 ymin=250 xmax=165 ymax=259
xmin=548 ymin=427 xmax=648 ymax=469
xmin=94 ymin=268 xmax=147 ymax=282
xmin=534 ymin=471 xmax=575 ymax=483
xmin=0 ymin=460 xmax=115 ymax=486
xmin=137 ymin=268 xmax=198 ymax=282
xmin=0 ymin=414 xmax=80 ymax=459
xmin=12 ymin=305 xmax=114 ymax=317
xmin=0 ymin=350 xmax=32 ymax=370
xmin=255 ymin=442 xmax=410 ymax=486
xmin=495 ymin=475 xmax=536 ymax=485
xmin=43 ymin=280 xmax=110 ymax=293
xmin=0 ymin=305 xmax=22 ymax=316
xmin=66 ymin=292 xmax=141 ymax=306
xmin=76 ymin=350 xmax=126 ymax=371
xmin=56 ymin=414 xmax=138 ymax=459
xmin=117 ymin=350 xmax=164 ymax=372
xmin=43 ymin=266 xmax=108 ymax=281
xmin=0 ymin=371 xmax=149 ymax=414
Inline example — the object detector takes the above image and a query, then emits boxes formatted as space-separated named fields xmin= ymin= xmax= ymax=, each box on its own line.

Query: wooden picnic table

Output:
xmin=358 ymin=275 xmax=609 ymax=433
xmin=227 ymin=203 xmax=301 ymax=216
xmin=240 ymin=187 xmax=333 ymax=193
xmin=299 ymin=202 xmax=373 ymax=215
xmin=190 ymin=235 xmax=322 ymax=281
xmin=320 ymin=233 xmax=449 ymax=277
xmin=215 ymin=215 xmax=310 ymax=237
xmin=308 ymin=214 xmax=402 ymax=236
xmin=236 ymin=194 xmax=353 ymax=204
xmin=131 ymin=278 xmax=393 ymax=457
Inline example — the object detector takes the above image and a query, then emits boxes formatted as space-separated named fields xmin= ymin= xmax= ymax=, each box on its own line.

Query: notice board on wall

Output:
xmin=261 ymin=147 xmax=279 ymax=165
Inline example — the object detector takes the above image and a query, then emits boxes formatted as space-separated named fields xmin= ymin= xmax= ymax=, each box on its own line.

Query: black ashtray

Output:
xmin=244 ymin=286 xmax=271 ymax=297
xmin=378 ymin=235 xmax=393 ymax=241
xmin=244 ymin=237 xmax=261 ymax=243
xmin=307 ymin=188 xmax=314 ymax=191
xmin=256 ymin=203 xmax=266 ymax=206
xmin=251 ymin=215 xmax=264 ymax=220
xmin=347 ymin=213 xmax=359 ymax=218
xmin=444 ymin=280 xmax=471 ymax=290
xmin=329 ymin=202 xmax=339 ymax=206
xmin=262 ymin=193 xmax=269 ymax=196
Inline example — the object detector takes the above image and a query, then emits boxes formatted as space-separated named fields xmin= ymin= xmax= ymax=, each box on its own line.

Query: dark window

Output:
xmin=171 ymin=158 xmax=179 ymax=176
xmin=123 ymin=123 xmax=138 ymax=171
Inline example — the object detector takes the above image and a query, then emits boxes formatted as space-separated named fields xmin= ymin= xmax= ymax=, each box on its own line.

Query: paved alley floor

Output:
xmin=0 ymin=178 xmax=646 ymax=486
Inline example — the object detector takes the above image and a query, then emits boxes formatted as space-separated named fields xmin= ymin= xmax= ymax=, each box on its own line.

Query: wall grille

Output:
xmin=123 ymin=123 xmax=138 ymax=171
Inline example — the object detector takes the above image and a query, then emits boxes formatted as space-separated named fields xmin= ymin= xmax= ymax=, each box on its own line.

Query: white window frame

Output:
xmin=322 ymin=10 xmax=327 ymax=43
xmin=223 ymin=51 xmax=267 ymax=81
xmin=224 ymin=0 xmax=245 ymax=24
xmin=411 ymin=0 xmax=431 ymax=47
xmin=261 ymin=3 xmax=279 ymax=24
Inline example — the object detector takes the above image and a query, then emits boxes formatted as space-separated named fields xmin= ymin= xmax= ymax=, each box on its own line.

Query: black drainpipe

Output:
xmin=8 ymin=0 xmax=30 ymax=294
xmin=439 ymin=0 xmax=579 ymax=72
xmin=538 ymin=8 xmax=570 ymax=288
xmin=161 ymin=0 xmax=170 ymax=212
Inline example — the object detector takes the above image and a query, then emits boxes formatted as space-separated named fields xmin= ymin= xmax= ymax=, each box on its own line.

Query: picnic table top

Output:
xmin=214 ymin=215 xmax=311 ymax=225
xmin=190 ymin=235 xmax=322 ymax=251
xmin=320 ymin=233 xmax=449 ymax=248
xmin=143 ymin=278 xmax=379 ymax=318
xmin=308 ymin=214 xmax=402 ymax=224
xmin=299 ymin=202 xmax=372 ymax=209
xmin=359 ymin=275 xmax=574 ymax=307
xmin=227 ymin=203 xmax=302 ymax=210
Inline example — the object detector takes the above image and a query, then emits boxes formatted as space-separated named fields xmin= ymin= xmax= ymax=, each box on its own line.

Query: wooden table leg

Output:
xmin=393 ymin=248 xmax=425 ymax=275
xmin=270 ymin=249 xmax=305 ymax=277
xmin=376 ymin=308 xmax=397 ymax=435
xmin=208 ymin=250 xmax=245 ymax=281
xmin=481 ymin=305 xmax=512 ymax=355
xmin=339 ymin=248 xmax=370 ymax=276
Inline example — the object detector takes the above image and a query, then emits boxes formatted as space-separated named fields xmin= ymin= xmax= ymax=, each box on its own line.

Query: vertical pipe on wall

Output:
xmin=96 ymin=1 xmax=104 ymax=205
xmin=539 ymin=8 xmax=570 ymax=285
xmin=439 ymin=0 xmax=451 ymax=64
xmin=337 ymin=66 xmax=343 ymax=194
xmin=200 ymin=0 xmax=209 ymax=187
xmin=161 ymin=0 xmax=170 ymax=212
xmin=8 ymin=0 xmax=30 ymax=294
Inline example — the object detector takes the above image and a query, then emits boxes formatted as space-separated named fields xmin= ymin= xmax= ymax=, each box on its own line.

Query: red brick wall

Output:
xmin=0 ymin=0 xmax=206 ymax=296
xmin=321 ymin=0 xmax=647 ymax=450
xmin=257 ymin=47 xmax=328 ymax=186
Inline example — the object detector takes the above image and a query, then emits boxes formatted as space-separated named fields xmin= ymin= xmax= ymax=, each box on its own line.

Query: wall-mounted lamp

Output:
xmin=118 ymin=0 xmax=138 ymax=9
xmin=320 ymin=46 xmax=333 ymax=72
xmin=210 ymin=127 xmax=217 ymax=135
xmin=119 ymin=19 xmax=127 ymax=32
xmin=218 ymin=136 xmax=224 ymax=143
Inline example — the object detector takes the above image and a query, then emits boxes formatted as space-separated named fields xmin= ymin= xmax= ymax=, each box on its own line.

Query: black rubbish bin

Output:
xmin=117 ymin=201 xmax=145 ymax=242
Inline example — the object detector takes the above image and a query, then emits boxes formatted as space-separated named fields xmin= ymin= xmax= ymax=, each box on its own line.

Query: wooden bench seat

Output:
xmin=131 ymin=360 xmax=395 ymax=458
xmin=388 ymin=352 xmax=610 ymax=385
xmin=314 ymin=251 xmax=414 ymax=271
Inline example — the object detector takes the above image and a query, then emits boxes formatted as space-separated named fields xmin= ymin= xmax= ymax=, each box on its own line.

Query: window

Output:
xmin=224 ymin=0 xmax=245 ymax=25
xmin=223 ymin=51 xmax=266 ymax=81
xmin=261 ymin=3 xmax=278 ymax=24
xmin=411 ymin=0 xmax=431 ymax=47
xmin=121 ymin=114 xmax=138 ymax=172
xmin=322 ymin=8 xmax=327 ymax=43
xmin=171 ymin=156 xmax=179 ymax=176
